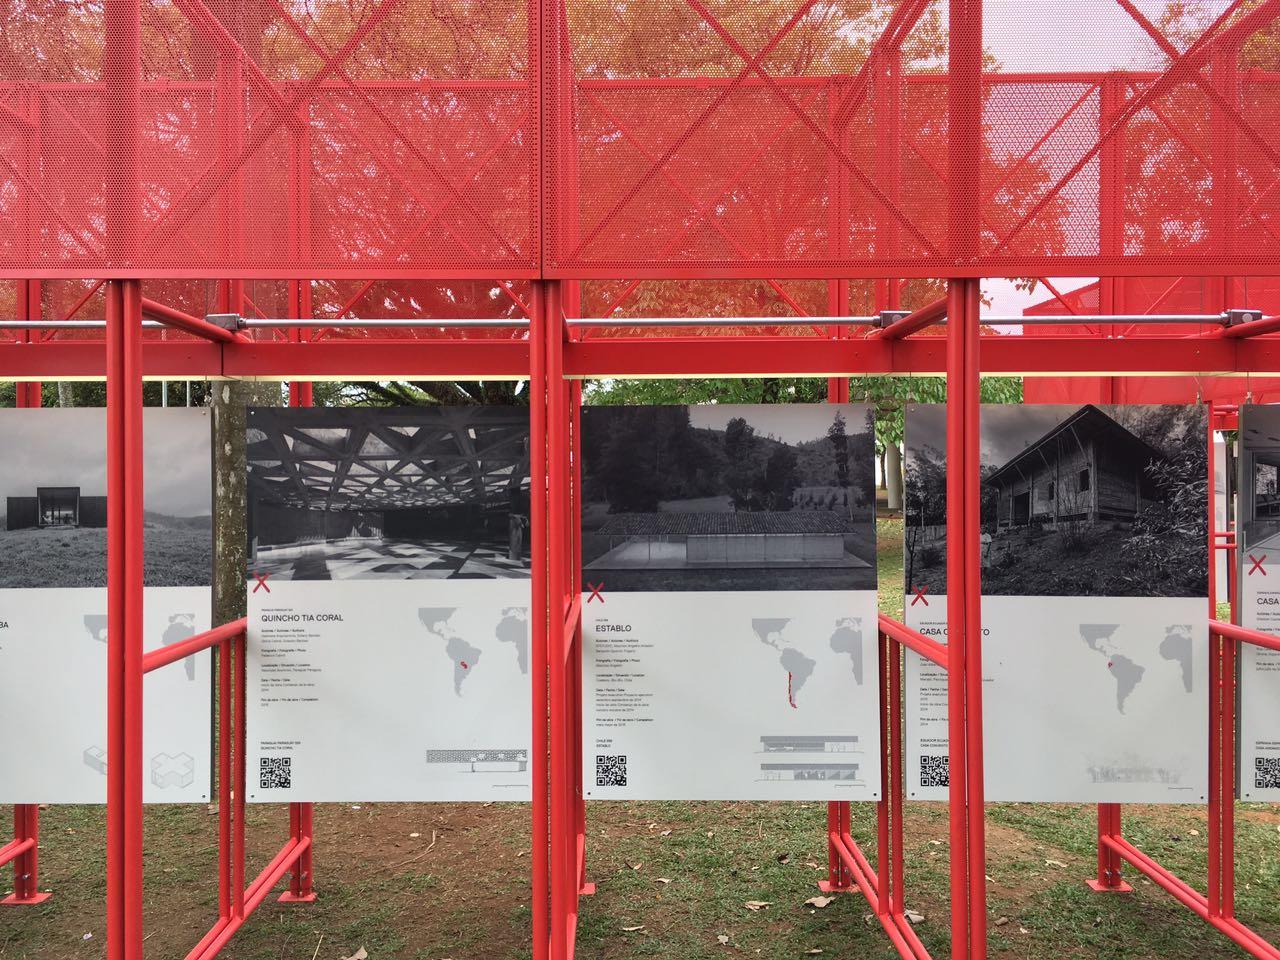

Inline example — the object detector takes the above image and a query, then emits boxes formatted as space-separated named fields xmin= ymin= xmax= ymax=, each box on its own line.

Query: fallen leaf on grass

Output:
xmin=621 ymin=925 xmax=645 ymax=933
xmin=744 ymin=900 xmax=771 ymax=911
xmin=994 ymin=917 xmax=1010 ymax=927
xmin=804 ymin=896 xmax=835 ymax=909
xmin=655 ymin=878 xmax=671 ymax=885
xmin=777 ymin=853 xmax=792 ymax=864
xmin=627 ymin=861 xmax=643 ymax=871
xmin=660 ymin=830 xmax=672 ymax=837
xmin=1044 ymin=859 xmax=1069 ymax=869
xmin=341 ymin=949 xmax=368 ymax=960
xmin=1189 ymin=829 xmax=1200 ymax=837
xmin=804 ymin=950 xmax=824 ymax=955
xmin=716 ymin=934 xmax=730 ymax=945
xmin=905 ymin=909 xmax=925 ymax=925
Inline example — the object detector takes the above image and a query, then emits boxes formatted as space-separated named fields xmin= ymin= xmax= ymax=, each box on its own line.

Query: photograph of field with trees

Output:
xmin=904 ymin=404 xmax=1208 ymax=598
xmin=581 ymin=404 xmax=877 ymax=591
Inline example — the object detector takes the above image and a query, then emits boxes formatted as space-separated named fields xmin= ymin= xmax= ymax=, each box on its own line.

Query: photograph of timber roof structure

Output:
xmin=246 ymin=407 xmax=531 ymax=581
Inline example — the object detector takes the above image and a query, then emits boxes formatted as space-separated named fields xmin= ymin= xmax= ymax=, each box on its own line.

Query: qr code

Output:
xmin=1255 ymin=757 xmax=1280 ymax=790
xmin=920 ymin=755 xmax=949 ymax=788
xmin=596 ymin=755 xmax=627 ymax=787
xmin=260 ymin=756 xmax=292 ymax=790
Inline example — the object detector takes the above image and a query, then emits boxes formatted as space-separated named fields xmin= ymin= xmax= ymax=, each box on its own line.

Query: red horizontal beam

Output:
xmin=8 ymin=334 xmax=1280 ymax=379
xmin=1103 ymin=836 xmax=1280 ymax=959
xmin=879 ymin=615 xmax=949 ymax=669
xmin=143 ymin=618 xmax=246 ymax=674
xmin=1212 ymin=619 xmax=1280 ymax=654
xmin=0 ymin=837 xmax=35 ymax=869
xmin=221 ymin=339 xmax=530 ymax=380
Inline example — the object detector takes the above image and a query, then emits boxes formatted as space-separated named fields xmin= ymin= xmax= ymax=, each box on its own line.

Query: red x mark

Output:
xmin=587 ymin=583 xmax=605 ymax=604
xmin=1249 ymin=554 xmax=1267 ymax=577
xmin=911 ymin=585 xmax=929 ymax=607
xmin=252 ymin=571 xmax=272 ymax=594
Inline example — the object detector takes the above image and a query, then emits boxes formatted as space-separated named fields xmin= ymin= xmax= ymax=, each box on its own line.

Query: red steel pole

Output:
xmin=4 ymin=332 xmax=49 ymax=907
xmin=281 ymin=277 xmax=317 ymax=903
xmin=530 ymin=280 xmax=550 ymax=960
xmin=105 ymin=277 xmax=145 ymax=960
xmin=546 ymin=280 xmax=573 ymax=960
xmin=960 ymin=277 xmax=987 ymax=960
xmin=945 ymin=279 xmax=971 ymax=960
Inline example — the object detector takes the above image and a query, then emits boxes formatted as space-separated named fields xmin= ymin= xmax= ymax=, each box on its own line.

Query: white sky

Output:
xmin=0 ymin=409 xmax=211 ymax=517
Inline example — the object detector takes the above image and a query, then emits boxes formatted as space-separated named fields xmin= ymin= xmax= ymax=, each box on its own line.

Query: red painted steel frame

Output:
xmin=1 ymin=357 xmax=50 ymax=908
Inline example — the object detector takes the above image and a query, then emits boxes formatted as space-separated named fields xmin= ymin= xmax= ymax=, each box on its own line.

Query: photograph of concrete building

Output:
xmin=1240 ymin=405 xmax=1280 ymax=554
xmin=0 ymin=409 xmax=212 ymax=589
xmin=246 ymin=406 xmax=531 ymax=581
xmin=581 ymin=404 xmax=877 ymax=592
xmin=905 ymin=404 xmax=1207 ymax=598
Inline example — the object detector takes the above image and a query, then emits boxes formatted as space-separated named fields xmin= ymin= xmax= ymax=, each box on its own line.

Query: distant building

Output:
xmin=988 ymin=405 xmax=1165 ymax=529
xmin=5 ymin=486 xmax=107 ymax=530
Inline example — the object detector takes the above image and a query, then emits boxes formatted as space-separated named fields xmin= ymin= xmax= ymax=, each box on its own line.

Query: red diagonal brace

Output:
xmin=141 ymin=297 xmax=246 ymax=344
xmin=684 ymin=0 xmax=938 ymax=255
xmin=870 ymin=296 xmax=948 ymax=340
xmin=568 ymin=0 xmax=822 ymax=261
xmin=993 ymin=0 xmax=1277 ymax=254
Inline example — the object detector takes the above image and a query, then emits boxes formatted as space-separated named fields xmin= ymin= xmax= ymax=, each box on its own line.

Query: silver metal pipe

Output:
xmin=0 ymin=319 xmax=166 ymax=329
xmin=984 ymin=314 xmax=1230 ymax=325
xmin=566 ymin=316 xmax=879 ymax=327
xmin=237 ymin=317 xmax=530 ymax=329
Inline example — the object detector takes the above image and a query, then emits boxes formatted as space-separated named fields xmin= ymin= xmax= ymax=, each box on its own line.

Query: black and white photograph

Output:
xmin=0 ymin=409 xmax=212 ymax=589
xmin=246 ymin=407 xmax=531 ymax=581
xmin=1240 ymin=404 xmax=1280 ymax=556
xmin=905 ymin=404 xmax=1208 ymax=597
xmin=581 ymin=404 xmax=877 ymax=592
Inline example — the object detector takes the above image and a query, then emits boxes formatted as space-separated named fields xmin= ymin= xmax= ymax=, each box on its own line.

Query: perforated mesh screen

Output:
xmin=0 ymin=0 xmax=537 ymax=278
xmin=2 ymin=0 xmax=1279 ymax=278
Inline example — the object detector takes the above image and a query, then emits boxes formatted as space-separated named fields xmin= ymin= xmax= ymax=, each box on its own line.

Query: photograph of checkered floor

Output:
xmin=251 ymin=537 xmax=529 ymax=581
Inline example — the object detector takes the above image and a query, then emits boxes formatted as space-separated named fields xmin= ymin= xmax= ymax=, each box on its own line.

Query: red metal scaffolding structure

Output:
xmin=4 ymin=0 xmax=1280 ymax=958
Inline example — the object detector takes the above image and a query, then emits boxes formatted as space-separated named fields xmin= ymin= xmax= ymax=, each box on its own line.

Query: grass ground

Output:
xmin=1 ymin=515 xmax=1276 ymax=959
xmin=0 ymin=521 xmax=211 ymax=588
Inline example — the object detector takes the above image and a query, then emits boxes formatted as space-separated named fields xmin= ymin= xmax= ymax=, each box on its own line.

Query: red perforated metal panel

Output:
xmin=3 ymin=1 xmax=1280 ymax=279
xmin=0 ymin=0 xmax=538 ymax=279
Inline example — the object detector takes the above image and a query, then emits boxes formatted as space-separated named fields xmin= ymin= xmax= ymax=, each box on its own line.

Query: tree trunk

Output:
xmin=57 ymin=381 xmax=74 ymax=408
xmin=885 ymin=441 xmax=904 ymax=512
xmin=211 ymin=380 xmax=282 ymax=627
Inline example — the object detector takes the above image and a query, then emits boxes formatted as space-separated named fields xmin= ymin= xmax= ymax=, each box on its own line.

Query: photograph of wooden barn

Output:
xmin=0 ymin=409 xmax=212 ymax=589
xmin=904 ymin=404 xmax=1208 ymax=598
xmin=988 ymin=405 xmax=1166 ymax=530
xmin=246 ymin=406 xmax=531 ymax=581
xmin=580 ymin=404 xmax=877 ymax=592
xmin=1239 ymin=404 xmax=1280 ymax=556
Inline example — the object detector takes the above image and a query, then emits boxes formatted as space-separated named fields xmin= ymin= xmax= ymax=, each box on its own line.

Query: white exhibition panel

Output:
xmin=584 ymin=590 xmax=881 ymax=801
xmin=1237 ymin=404 xmax=1280 ymax=800
xmin=246 ymin=578 xmax=531 ymax=802
xmin=0 ymin=407 xmax=214 ymax=805
xmin=0 ymin=587 xmax=213 ymax=804
xmin=905 ymin=595 xmax=1209 ymax=803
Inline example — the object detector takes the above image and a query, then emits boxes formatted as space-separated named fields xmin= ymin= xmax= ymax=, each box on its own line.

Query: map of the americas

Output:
xmin=1080 ymin=623 xmax=1195 ymax=714
xmin=419 ymin=608 xmax=482 ymax=696
xmin=752 ymin=619 xmax=816 ymax=708
xmin=419 ymin=606 xmax=530 ymax=695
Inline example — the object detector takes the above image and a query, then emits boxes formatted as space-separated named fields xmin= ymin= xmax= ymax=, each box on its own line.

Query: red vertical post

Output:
xmin=105 ymin=278 xmax=145 ymax=960
xmin=4 ymin=315 xmax=49 ymax=907
xmin=546 ymin=280 xmax=573 ymax=960
xmin=948 ymin=0 xmax=983 ymax=949
xmin=530 ymin=281 xmax=550 ymax=960
xmin=1092 ymin=77 xmax=1129 ymax=886
xmin=944 ymin=280 xmax=972 ymax=960
xmin=279 ymin=280 xmax=317 ymax=901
